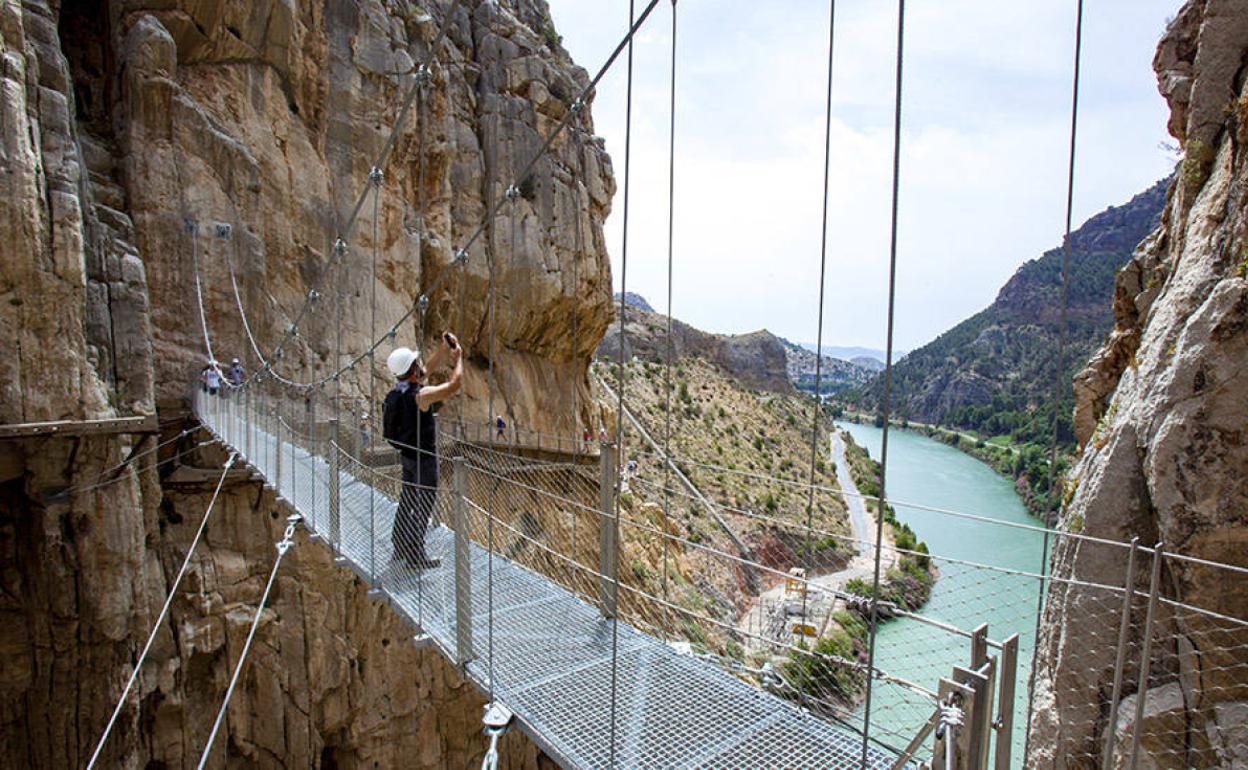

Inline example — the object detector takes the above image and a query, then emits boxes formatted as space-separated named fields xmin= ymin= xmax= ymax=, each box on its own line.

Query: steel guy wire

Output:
xmin=47 ymin=429 xmax=199 ymax=499
xmin=197 ymin=513 xmax=302 ymax=770
xmin=87 ymin=454 xmax=237 ymax=770
xmin=860 ymin=2 xmax=906 ymax=763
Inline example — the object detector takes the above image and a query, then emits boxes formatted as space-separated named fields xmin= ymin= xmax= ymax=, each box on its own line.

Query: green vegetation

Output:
xmin=782 ymin=615 xmax=868 ymax=703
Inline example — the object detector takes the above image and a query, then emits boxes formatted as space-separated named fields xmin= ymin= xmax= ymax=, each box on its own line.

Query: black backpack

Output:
xmin=382 ymin=388 xmax=405 ymax=451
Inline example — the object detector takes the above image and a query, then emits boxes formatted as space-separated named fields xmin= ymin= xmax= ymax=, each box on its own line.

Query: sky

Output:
xmin=544 ymin=0 xmax=1181 ymax=353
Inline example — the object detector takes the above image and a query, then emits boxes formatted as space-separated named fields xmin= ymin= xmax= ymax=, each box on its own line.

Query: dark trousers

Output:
xmin=393 ymin=455 xmax=436 ymax=560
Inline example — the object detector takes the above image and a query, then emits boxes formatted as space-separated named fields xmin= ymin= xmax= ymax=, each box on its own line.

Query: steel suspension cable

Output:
xmin=1024 ymin=1 xmax=1084 ymax=764
xmin=801 ymin=0 xmax=838 ymax=642
xmin=189 ymin=223 xmax=226 ymax=383
xmin=860 ymin=1 xmax=906 ymax=765
xmin=609 ymin=0 xmax=637 ymax=764
xmin=660 ymin=0 xmax=679 ymax=642
xmin=87 ymin=454 xmax=237 ymax=770
xmin=221 ymin=225 xmax=268 ymax=370
xmin=197 ymin=515 xmax=301 ymax=770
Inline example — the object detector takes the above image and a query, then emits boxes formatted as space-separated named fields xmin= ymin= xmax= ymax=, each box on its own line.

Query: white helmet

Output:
xmin=387 ymin=346 xmax=421 ymax=378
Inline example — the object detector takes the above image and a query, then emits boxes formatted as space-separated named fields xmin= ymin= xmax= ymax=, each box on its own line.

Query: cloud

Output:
xmin=548 ymin=0 xmax=1179 ymax=350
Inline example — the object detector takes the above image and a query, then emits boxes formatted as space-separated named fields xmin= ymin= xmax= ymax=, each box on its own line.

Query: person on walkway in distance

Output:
xmin=227 ymin=357 xmax=245 ymax=387
xmin=383 ymin=332 xmax=462 ymax=569
xmin=495 ymin=414 xmax=507 ymax=442
xmin=201 ymin=360 xmax=221 ymax=396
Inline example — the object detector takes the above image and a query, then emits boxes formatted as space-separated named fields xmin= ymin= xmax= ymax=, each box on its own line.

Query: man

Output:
xmin=201 ymin=361 xmax=221 ymax=396
xmin=227 ymin=357 xmax=245 ymax=387
xmin=495 ymin=414 xmax=507 ymax=441
xmin=383 ymin=332 xmax=462 ymax=569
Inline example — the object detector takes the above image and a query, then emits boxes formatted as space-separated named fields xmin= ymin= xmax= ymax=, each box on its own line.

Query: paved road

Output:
xmin=738 ymin=429 xmax=895 ymax=650
xmin=830 ymin=431 xmax=871 ymax=554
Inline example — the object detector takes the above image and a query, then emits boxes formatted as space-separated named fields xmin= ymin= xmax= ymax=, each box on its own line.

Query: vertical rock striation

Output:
xmin=1030 ymin=1 xmax=1248 ymax=766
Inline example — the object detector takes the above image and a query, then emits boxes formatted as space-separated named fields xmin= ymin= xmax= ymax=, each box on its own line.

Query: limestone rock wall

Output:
xmin=1030 ymin=1 xmax=1248 ymax=766
xmin=0 ymin=0 xmax=612 ymax=766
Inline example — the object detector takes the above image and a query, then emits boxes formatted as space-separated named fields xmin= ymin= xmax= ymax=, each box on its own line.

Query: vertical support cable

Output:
xmin=569 ymin=107 xmax=587 ymax=588
xmin=860 ymin=1 xmax=905 ymax=763
xmin=660 ymin=0 xmax=679 ymax=643
xmin=1025 ymin=3 xmax=1083 ymax=764
xmin=802 ymin=0 xmax=838 ymax=635
xmin=368 ymin=171 xmax=382 ymax=587
xmin=609 ymin=1 xmax=637 ymax=765
xmin=309 ymin=390 xmax=318 ymax=533
xmin=333 ymin=238 xmax=345 ymax=553
xmin=484 ymin=110 xmax=501 ymax=704
xmin=453 ymin=456 xmax=473 ymax=665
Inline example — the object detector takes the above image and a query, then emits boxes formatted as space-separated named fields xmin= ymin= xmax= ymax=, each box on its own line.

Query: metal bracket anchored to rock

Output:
xmin=480 ymin=702 xmax=515 ymax=770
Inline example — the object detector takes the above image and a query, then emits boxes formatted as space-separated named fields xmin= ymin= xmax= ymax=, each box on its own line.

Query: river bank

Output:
xmin=834 ymin=410 xmax=1062 ymax=522
xmin=838 ymin=421 xmax=1044 ymax=764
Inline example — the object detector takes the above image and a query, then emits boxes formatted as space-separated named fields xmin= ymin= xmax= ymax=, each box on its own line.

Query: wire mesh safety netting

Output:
xmin=194 ymin=385 xmax=1248 ymax=769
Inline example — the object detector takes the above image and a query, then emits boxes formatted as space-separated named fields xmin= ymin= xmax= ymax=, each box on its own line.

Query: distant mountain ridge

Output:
xmin=846 ymin=176 xmax=1171 ymax=446
xmin=598 ymin=299 xmax=794 ymax=394
xmin=614 ymin=291 xmax=654 ymax=313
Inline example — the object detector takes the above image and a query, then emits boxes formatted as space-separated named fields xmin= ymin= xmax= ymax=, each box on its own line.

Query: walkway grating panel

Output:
xmin=199 ymin=400 xmax=905 ymax=769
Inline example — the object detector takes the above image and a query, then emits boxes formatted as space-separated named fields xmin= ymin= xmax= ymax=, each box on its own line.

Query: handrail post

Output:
xmin=598 ymin=440 xmax=618 ymax=618
xmin=290 ymin=397 xmax=299 ymax=511
xmin=328 ymin=421 xmax=341 ymax=552
xmin=1101 ymin=537 xmax=1140 ymax=770
xmin=308 ymin=392 xmax=318 ymax=533
xmin=244 ymin=386 xmax=252 ymax=460
xmin=453 ymin=456 xmax=473 ymax=665
xmin=994 ymin=634 xmax=1020 ymax=770
xmin=274 ymin=397 xmax=284 ymax=497
xmin=1128 ymin=543 xmax=1165 ymax=768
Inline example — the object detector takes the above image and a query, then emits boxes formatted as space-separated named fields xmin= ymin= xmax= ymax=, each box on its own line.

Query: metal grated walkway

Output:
xmin=197 ymin=395 xmax=899 ymax=769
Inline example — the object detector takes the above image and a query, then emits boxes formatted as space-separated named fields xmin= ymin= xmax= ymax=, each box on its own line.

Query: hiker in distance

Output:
xmin=384 ymin=331 xmax=463 ymax=569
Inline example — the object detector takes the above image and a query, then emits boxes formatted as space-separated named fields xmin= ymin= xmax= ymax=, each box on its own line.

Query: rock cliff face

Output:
xmin=0 ymin=0 xmax=610 ymax=766
xmin=1029 ymin=1 xmax=1248 ymax=766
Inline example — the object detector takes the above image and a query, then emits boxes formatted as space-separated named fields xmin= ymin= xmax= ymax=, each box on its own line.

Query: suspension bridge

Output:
xmin=72 ymin=0 xmax=1248 ymax=767
xmin=189 ymin=388 xmax=911 ymax=769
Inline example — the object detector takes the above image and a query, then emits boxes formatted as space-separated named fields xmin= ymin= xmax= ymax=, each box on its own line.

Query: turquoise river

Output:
xmin=837 ymin=422 xmax=1045 ymax=766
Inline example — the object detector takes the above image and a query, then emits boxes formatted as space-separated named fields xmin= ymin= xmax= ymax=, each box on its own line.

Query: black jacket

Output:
xmin=383 ymin=384 xmax=439 ymax=482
